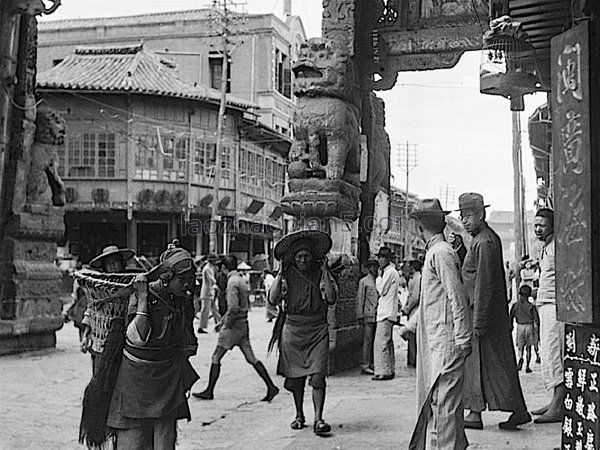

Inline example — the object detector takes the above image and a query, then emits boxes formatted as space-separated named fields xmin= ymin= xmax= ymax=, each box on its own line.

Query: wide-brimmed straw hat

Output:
xmin=456 ymin=192 xmax=490 ymax=211
xmin=274 ymin=229 xmax=332 ymax=261
xmin=89 ymin=245 xmax=135 ymax=269
xmin=409 ymin=198 xmax=450 ymax=219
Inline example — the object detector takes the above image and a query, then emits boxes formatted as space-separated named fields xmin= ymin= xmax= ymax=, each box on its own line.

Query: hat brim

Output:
xmin=454 ymin=204 xmax=490 ymax=212
xmin=274 ymin=229 xmax=333 ymax=261
xmin=89 ymin=248 xmax=135 ymax=268
xmin=409 ymin=210 xmax=450 ymax=220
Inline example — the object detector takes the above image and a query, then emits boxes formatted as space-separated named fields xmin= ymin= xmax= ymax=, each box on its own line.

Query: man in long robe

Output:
xmin=403 ymin=198 xmax=472 ymax=450
xmin=458 ymin=192 xmax=531 ymax=430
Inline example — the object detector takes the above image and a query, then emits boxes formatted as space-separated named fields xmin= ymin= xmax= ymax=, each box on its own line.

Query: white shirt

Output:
xmin=376 ymin=263 xmax=400 ymax=321
xmin=200 ymin=263 xmax=217 ymax=299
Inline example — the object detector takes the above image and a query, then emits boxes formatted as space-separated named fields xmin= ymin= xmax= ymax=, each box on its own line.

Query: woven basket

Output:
xmin=74 ymin=269 xmax=137 ymax=354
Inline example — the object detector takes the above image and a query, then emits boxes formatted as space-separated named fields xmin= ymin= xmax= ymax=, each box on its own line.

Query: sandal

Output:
xmin=313 ymin=419 xmax=331 ymax=435
xmin=290 ymin=416 xmax=305 ymax=430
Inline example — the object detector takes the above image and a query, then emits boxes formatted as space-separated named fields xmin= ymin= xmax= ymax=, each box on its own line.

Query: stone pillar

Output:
xmin=552 ymin=2 xmax=600 ymax=447
xmin=0 ymin=1 xmax=65 ymax=354
xmin=281 ymin=0 xmax=366 ymax=373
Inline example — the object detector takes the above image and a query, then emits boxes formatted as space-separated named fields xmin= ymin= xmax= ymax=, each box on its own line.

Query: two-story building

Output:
xmin=38 ymin=43 xmax=289 ymax=265
xmin=37 ymin=7 xmax=306 ymax=138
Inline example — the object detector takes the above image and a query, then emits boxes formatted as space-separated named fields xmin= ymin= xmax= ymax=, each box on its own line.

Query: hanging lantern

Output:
xmin=480 ymin=16 xmax=542 ymax=111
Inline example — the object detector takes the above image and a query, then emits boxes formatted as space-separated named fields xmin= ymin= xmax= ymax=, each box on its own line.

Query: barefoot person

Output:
xmin=193 ymin=254 xmax=279 ymax=402
xmin=79 ymin=240 xmax=200 ymax=449
xmin=268 ymin=230 xmax=337 ymax=436
xmin=531 ymin=208 xmax=564 ymax=424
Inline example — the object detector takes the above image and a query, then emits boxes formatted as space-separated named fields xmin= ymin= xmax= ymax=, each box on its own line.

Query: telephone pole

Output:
xmin=397 ymin=142 xmax=418 ymax=259
xmin=208 ymin=0 xmax=246 ymax=254
xmin=512 ymin=111 xmax=528 ymax=268
xmin=439 ymin=183 xmax=455 ymax=210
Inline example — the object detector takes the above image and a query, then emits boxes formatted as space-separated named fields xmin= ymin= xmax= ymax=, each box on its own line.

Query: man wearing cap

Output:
xmin=198 ymin=254 xmax=221 ymax=333
xmin=356 ymin=257 xmax=380 ymax=375
xmin=402 ymin=198 xmax=472 ymax=449
xmin=373 ymin=246 xmax=400 ymax=381
xmin=458 ymin=192 xmax=530 ymax=430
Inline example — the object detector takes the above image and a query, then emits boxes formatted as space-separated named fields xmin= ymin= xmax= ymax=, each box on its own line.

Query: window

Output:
xmin=97 ymin=133 xmax=116 ymax=178
xmin=209 ymin=53 xmax=231 ymax=93
xmin=193 ymin=141 xmax=216 ymax=185
xmin=135 ymin=136 xmax=158 ymax=180
xmin=275 ymin=49 xmax=291 ymax=98
xmin=220 ymin=146 xmax=233 ymax=188
xmin=161 ymin=137 xmax=187 ymax=181
xmin=62 ymin=132 xmax=116 ymax=178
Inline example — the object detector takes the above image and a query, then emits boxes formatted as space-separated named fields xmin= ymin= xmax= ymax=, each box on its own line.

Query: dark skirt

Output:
xmin=107 ymin=353 xmax=199 ymax=429
xmin=278 ymin=314 xmax=328 ymax=378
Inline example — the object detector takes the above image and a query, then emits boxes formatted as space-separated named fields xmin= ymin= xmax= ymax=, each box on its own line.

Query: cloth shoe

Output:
xmin=498 ymin=411 xmax=531 ymax=430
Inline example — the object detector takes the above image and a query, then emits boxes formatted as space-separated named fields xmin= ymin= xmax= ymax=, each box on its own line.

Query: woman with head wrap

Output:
xmin=102 ymin=240 xmax=200 ymax=449
xmin=268 ymin=230 xmax=337 ymax=436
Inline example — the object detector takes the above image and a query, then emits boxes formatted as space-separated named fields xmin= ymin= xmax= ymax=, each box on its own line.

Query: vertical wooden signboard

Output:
xmin=563 ymin=324 xmax=600 ymax=449
xmin=552 ymin=22 xmax=594 ymax=323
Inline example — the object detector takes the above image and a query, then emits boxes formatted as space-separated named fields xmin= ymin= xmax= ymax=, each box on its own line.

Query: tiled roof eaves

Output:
xmin=37 ymin=86 xmax=253 ymax=111
xmin=37 ymin=47 xmax=256 ymax=109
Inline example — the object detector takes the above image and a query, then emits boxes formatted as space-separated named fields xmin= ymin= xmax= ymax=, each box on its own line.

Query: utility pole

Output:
xmin=512 ymin=111 xmax=527 ymax=282
xmin=397 ymin=142 xmax=417 ymax=259
xmin=208 ymin=0 xmax=246 ymax=254
xmin=439 ymin=183 xmax=455 ymax=211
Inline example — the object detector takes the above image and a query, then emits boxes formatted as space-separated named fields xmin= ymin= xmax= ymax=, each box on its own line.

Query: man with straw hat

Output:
xmin=77 ymin=245 xmax=135 ymax=370
xmin=268 ymin=229 xmax=337 ymax=436
xmin=458 ymin=192 xmax=531 ymax=430
xmin=402 ymin=198 xmax=472 ymax=450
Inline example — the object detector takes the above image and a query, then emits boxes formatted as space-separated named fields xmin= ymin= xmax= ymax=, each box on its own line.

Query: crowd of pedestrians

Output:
xmin=66 ymin=191 xmax=559 ymax=449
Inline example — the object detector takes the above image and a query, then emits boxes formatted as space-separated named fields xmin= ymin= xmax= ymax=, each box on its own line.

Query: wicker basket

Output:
xmin=73 ymin=269 xmax=138 ymax=354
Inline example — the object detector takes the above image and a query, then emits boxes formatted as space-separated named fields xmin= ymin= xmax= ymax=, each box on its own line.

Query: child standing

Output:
xmin=510 ymin=285 xmax=540 ymax=373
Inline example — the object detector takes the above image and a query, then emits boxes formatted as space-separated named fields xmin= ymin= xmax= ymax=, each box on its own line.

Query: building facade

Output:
xmin=38 ymin=43 xmax=289 ymax=265
xmin=37 ymin=8 xmax=306 ymax=138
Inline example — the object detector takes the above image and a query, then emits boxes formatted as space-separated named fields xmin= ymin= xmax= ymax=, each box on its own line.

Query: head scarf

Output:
xmin=149 ymin=240 xmax=195 ymax=282
xmin=287 ymin=238 xmax=319 ymax=266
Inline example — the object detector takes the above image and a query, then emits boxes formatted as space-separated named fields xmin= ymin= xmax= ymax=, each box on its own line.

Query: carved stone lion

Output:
xmin=292 ymin=38 xmax=358 ymax=105
xmin=290 ymin=97 xmax=360 ymax=187
xmin=26 ymin=106 xmax=67 ymax=206
xmin=289 ymin=37 xmax=360 ymax=186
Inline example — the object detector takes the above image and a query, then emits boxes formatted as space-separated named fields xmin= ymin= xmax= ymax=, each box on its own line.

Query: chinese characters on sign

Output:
xmin=563 ymin=324 xmax=600 ymax=450
xmin=551 ymin=22 xmax=592 ymax=323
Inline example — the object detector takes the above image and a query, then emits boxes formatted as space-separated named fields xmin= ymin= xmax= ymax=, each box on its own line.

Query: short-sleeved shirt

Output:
xmin=510 ymin=300 xmax=537 ymax=325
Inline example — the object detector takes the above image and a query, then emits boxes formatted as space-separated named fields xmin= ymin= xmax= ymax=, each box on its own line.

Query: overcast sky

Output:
xmin=40 ymin=0 xmax=546 ymax=212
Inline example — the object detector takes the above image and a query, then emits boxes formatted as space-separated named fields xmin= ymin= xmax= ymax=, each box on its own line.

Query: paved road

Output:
xmin=1 ymin=307 xmax=561 ymax=449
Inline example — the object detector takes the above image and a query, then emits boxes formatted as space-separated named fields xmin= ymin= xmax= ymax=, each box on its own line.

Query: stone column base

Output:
xmin=0 ymin=317 xmax=63 ymax=354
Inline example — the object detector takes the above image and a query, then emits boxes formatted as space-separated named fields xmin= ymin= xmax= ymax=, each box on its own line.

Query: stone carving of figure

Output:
xmin=26 ymin=105 xmax=67 ymax=206
xmin=289 ymin=38 xmax=361 ymax=186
